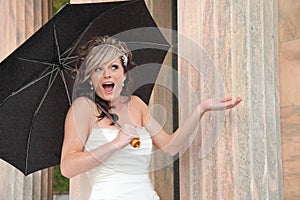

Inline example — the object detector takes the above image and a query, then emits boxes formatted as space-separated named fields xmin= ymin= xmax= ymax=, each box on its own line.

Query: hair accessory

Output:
xmin=96 ymin=43 xmax=128 ymax=67
xmin=121 ymin=54 xmax=128 ymax=67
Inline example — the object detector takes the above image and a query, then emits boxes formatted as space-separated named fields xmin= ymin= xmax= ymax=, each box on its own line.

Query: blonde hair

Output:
xmin=73 ymin=36 xmax=136 ymax=123
xmin=74 ymin=36 xmax=135 ymax=101
xmin=77 ymin=36 xmax=133 ymax=84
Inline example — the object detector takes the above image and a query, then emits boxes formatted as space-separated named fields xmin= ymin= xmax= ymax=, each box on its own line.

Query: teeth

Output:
xmin=102 ymin=82 xmax=114 ymax=92
xmin=103 ymin=82 xmax=114 ymax=85
xmin=102 ymin=83 xmax=114 ymax=87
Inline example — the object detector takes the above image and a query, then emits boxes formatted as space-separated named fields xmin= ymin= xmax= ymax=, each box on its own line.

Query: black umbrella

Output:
xmin=0 ymin=0 xmax=170 ymax=175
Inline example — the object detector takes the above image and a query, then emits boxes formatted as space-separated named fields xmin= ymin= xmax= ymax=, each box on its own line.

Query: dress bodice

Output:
xmin=85 ymin=127 xmax=152 ymax=172
xmin=82 ymin=127 xmax=159 ymax=200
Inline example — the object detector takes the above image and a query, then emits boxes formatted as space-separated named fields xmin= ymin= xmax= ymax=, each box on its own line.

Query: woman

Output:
xmin=60 ymin=36 xmax=242 ymax=199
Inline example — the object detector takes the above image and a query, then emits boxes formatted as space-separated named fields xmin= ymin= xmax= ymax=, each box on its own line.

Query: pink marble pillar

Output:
xmin=278 ymin=0 xmax=300 ymax=199
xmin=0 ymin=0 xmax=51 ymax=199
xmin=178 ymin=0 xmax=283 ymax=199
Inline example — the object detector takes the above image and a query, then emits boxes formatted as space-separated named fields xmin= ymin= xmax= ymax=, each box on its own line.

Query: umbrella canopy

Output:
xmin=0 ymin=0 xmax=170 ymax=175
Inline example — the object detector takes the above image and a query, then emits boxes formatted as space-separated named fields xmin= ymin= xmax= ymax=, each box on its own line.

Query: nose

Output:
xmin=103 ymin=68 xmax=111 ymax=78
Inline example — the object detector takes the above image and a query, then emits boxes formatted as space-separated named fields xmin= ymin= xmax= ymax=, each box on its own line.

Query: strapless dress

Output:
xmin=81 ymin=127 xmax=160 ymax=200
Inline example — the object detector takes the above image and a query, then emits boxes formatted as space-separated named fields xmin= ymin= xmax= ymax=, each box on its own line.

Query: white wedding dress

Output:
xmin=70 ymin=127 xmax=160 ymax=200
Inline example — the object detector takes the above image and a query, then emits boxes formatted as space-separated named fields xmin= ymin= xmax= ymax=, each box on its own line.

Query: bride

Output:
xmin=60 ymin=36 xmax=241 ymax=199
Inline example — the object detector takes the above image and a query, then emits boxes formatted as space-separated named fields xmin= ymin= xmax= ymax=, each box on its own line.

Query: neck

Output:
xmin=109 ymin=95 xmax=129 ymax=111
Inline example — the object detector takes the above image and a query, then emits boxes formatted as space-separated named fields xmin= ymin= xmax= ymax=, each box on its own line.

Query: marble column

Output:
xmin=178 ymin=0 xmax=283 ymax=199
xmin=0 ymin=0 xmax=52 ymax=199
xmin=278 ymin=0 xmax=300 ymax=199
xmin=144 ymin=1 xmax=175 ymax=199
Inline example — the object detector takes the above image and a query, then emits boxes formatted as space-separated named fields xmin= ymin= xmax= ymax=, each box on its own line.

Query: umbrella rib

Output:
xmin=48 ymin=66 xmax=56 ymax=87
xmin=61 ymin=21 xmax=94 ymax=60
xmin=53 ymin=24 xmax=79 ymax=69
xmin=62 ymin=58 xmax=78 ymax=66
xmin=35 ymin=69 xmax=60 ymax=117
xmin=18 ymin=57 xmax=59 ymax=67
xmin=61 ymin=64 xmax=74 ymax=71
xmin=25 ymin=68 xmax=60 ymax=174
xmin=61 ymin=47 xmax=73 ymax=57
xmin=59 ymin=70 xmax=72 ymax=105
xmin=53 ymin=25 xmax=61 ymax=64
xmin=60 ymin=56 xmax=78 ymax=62
xmin=61 ymin=46 xmax=78 ymax=58
xmin=61 ymin=55 xmax=77 ymax=71
xmin=0 ymin=68 xmax=58 ymax=107
xmin=126 ymin=41 xmax=171 ymax=49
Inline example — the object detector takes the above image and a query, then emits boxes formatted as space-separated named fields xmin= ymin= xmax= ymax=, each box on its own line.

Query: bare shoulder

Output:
xmin=66 ymin=96 xmax=96 ymax=120
xmin=129 ymin=95 xmax=148 ymax=111
xmin=130 ymin=95 xmax=147 ymax=105
xmin=72 ymin=96 xmax=95 ymax=108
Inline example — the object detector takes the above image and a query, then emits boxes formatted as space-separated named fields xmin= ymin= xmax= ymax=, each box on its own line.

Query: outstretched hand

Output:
xmin=200 ymin=97 xmax=242 ymax=112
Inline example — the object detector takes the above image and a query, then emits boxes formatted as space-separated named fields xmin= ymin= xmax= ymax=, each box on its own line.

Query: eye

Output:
xmin=111 ymin=65 xmax=119 ymax=70
xmin=94 ymin=67 xmax=103 ymax=72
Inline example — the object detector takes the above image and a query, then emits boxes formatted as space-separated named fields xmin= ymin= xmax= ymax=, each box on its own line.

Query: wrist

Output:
xmin=111 ymin=137 xmax=129 ymax=150
xmin=110 ymin=139 xmax=124 ymax=150
xmin=197 ymin=104 xmax=207 ymax=118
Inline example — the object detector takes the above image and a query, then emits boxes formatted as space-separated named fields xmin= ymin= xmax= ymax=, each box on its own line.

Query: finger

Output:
xmin=226 ymin=97 xmax=242 ymax=109
xmin=236 ymin=97 xmax=242 ymax=102
xmin=219 ymin=97 xmax=232 ymax=103
xmin=233 ymin=97 xmax=242 ymax=105
xmin=226 ymin=103 xmax=234 ymax=109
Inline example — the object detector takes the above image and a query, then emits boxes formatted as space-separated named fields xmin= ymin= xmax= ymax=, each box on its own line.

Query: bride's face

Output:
xmin=90 ymin=56 xmax=125 ymax=102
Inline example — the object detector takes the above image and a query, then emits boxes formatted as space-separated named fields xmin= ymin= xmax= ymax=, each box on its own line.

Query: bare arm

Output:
xmin=142 ymin=97 xmax=242 ymax=156
xmin=60 ymin=97 xmax=134 ymax=178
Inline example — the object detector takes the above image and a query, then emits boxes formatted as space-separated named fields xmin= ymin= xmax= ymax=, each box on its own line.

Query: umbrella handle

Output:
xmin=130 ymin=138 xmax=141 ymax=148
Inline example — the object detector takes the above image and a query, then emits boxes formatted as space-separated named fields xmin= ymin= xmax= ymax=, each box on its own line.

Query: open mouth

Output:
xmin=102 ymin=82 xmax=115 ymax=93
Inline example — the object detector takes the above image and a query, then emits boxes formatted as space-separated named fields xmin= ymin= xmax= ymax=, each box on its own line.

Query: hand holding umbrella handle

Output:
xmin=122 ymin=124 xmax=141 ymax=148
xmin=130 ymin=138 xmax=141 ymax=148
xmin=96 ymin=107 xmax=141 ymax=148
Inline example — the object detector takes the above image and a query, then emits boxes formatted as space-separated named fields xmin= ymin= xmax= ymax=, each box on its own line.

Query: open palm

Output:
xmin=200 ymin=97 xmax=242 ymax=112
